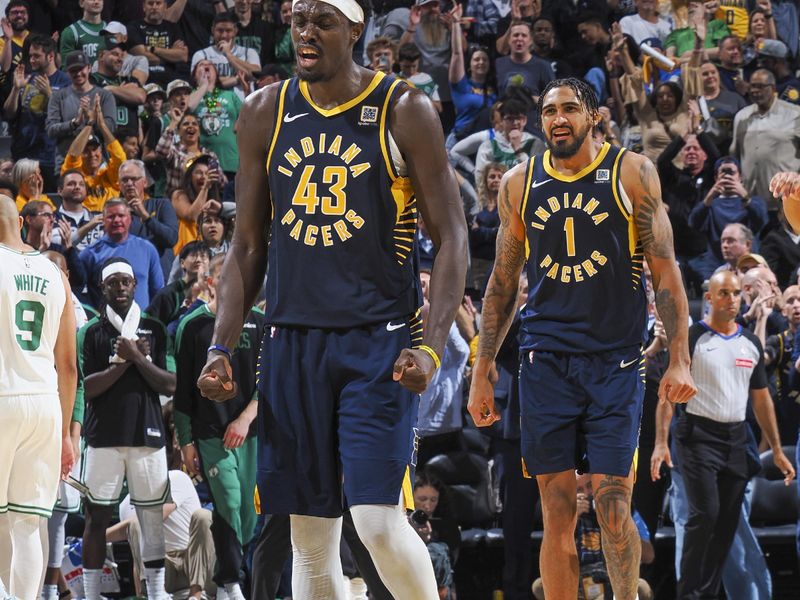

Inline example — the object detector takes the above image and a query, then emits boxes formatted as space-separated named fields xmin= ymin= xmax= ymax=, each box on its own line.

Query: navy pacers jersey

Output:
xmin=265 ymin=71 xmax=420 ymax=328
xmin=519 ymin=143 xmax=647 ymax=352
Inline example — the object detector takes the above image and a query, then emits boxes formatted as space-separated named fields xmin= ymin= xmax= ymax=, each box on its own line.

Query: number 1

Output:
xmin=564 ymin=217 xmax=576 ymax=257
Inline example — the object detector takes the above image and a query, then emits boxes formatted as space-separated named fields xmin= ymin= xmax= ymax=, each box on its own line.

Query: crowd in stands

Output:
xmin=6 ymin=0 xmax=800 ymax=598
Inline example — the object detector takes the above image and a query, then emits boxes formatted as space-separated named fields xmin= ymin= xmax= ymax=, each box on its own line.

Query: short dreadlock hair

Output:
xmin=537 ymin=78 xmax=600 ymax=127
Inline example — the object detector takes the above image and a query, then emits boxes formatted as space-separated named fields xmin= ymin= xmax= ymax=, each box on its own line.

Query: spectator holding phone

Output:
xmin=171 ymin=154 xmax=223 ymax=256
xmin=367 ymin=36 xmax=397 ymax=73
xmin=156 ymin=107 xmax=220 ymax=197
xmin=689 ymin=157 xmax=768 ymax=264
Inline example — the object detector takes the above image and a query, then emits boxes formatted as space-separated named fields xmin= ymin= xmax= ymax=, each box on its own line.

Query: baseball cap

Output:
xmin=100 ymin=21 xmax=127 ymax=37
xmin=103 ymin=34 xmax=126 ymax=51
xmin=736 ymin=253 xmax=769 ymax=271
xmin=85 ymin=135 xmax=101 ymax=148
xmin=64 ymin=50 xmax=89 ymax=71
xmin=414 ymin=0 xmax=438 ymax=6
xmin=144 ymin=83 xmax=166 ymax=98
xmin=167 ymin=79 xmax=192 ymax=96
xmin=757 ymin=39 xmax=789 ymax=59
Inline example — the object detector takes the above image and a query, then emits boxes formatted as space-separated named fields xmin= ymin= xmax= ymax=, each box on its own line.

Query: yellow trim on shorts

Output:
xmin=402 ymin=465 xmax=415 ymax=511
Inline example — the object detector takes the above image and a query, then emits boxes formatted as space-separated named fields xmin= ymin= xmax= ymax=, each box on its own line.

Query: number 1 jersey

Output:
xmin=0 ymin=245 xmax=66 ymax=395
xmin=265 ymin=71 xmax=421 ymax=328
xmin=519 ymin=144 xmax=648 ymax=353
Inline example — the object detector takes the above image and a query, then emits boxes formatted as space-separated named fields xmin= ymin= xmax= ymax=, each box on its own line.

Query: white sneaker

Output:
xmin=223 ymin=584 xmax=245 ymax=600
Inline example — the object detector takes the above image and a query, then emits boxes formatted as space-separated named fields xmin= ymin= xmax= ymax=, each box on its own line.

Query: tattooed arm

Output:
xmin=468 ymin=162 xmax=528 ymax=426
xmin=623 ymin=153 xmax=697 ymax=404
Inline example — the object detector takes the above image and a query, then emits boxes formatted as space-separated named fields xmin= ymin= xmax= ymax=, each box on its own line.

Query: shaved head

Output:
xmin=0 ymin=193 xmax=18 ymax=220
xmin=709 ymin=269 xmax=740 ymax=293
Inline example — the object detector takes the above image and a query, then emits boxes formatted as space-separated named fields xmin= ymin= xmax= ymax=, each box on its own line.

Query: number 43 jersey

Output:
xmin=0 ymin=245 xmax=66 ymax=395
xmin=519 ymin=144 xmax=647 ymax=353
xmin=265 ymin=71 xmax=421 ymax=328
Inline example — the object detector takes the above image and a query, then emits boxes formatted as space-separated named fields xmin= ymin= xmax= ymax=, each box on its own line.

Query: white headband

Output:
xmin=102 ymin=262 xmax=135 ymax=282
xmin=292 ymin=0 xmax=364 ymax=24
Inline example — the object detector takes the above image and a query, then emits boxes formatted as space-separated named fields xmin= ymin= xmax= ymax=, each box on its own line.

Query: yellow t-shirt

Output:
xmin=173 ymin=217 xmax=199 ymax=256
xmin=16 ymin=193 xmax=56 ymax=213
xmin=61 ymin=140 xmax=127 ymax=212
xmin=716 ymin=0 xmax=749 ymax=40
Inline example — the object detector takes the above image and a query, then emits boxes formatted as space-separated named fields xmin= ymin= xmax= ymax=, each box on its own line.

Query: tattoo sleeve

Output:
xmin=634 ymin=160 xmax=674 ymax=260
xmin=477 ymin=176 xmax=526 ymax=361
xmin=633 ymin=158 xmax=690 ymax=356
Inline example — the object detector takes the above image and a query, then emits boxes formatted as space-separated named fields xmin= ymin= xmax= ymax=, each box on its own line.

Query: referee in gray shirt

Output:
xmin=657 ymin=270 xmax=795 ymax=599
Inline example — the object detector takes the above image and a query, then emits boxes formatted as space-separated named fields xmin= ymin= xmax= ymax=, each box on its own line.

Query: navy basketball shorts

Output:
xmin=256 ymin=321 xmax=419 ymax=518
xmin=518 ymin=345 xmax=645 ymax=477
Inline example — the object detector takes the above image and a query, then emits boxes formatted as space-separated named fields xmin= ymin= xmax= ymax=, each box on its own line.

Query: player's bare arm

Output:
xmin=468 ymin=162 xmax=528 ymax=426
xmin=54 ymin=270 xmax=78 ymax=477
xmin=770 ymin=171 xmax=800 ymax=231
xmin=622 ymin=153 xmax=696 ymax=404
xmin=390 ymin=86 xmax=468 ymax=394
xmin=200 ymin=83 xmax=277 ymax=402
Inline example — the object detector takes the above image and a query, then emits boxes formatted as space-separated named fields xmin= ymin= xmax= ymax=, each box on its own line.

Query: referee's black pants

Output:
xmin=674 ymin=414 xmax=750 ymax=600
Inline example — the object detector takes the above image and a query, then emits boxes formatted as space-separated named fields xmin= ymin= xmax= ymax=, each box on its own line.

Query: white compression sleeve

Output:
xmin=350 ymin=503 xmax=439 ymax=600
xmin=7 ymin=512 xmax=47 ymax=600
xmin=290 ymin=514 xmax=347 ymax=600
xmin=134 ymin=505 xmax=166 ymax=563
xmin=46 ymin=511 xmax=68 ymax=568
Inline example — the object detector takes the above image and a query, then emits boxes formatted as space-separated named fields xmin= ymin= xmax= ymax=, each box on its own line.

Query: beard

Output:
xmin=547 ymin=124 xmax=590 ymax=159
xmin=420 ymin=13 xmax=447 ymax=48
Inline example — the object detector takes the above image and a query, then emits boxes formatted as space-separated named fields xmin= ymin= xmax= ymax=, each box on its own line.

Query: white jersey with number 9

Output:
xmin=0 ymin=245 xmax=66 ymax=396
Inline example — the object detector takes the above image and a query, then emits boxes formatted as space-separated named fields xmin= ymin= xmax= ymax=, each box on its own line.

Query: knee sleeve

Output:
xmin=47 ymin=511 xmax=68 ymax=569
xmin=135 ymin=505 xmax=165 ymax=563
xmin=350 ymin=504 xmax=439 ymax=600
xmin=290 ymin=515 xmax=346 ymax=600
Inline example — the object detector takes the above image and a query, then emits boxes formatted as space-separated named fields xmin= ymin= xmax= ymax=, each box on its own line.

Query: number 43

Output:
xmin=292 ymin=165 xmax=348 ymax=216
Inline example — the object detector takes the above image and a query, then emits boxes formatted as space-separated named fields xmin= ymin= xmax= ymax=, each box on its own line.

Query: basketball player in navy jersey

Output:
xmin=196 ymin=0 xmax=468 ymax=597
xmin=469 ymin=78 xmax=697 ymax=600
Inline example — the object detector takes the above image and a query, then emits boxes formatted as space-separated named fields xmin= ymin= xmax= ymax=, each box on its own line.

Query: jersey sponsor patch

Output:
xmin=359 ymin=105 xmax=378 ymax=123
xmin=735 ymin=358 xmax=754 ymax=368
xmin=146 ymin=427 xmax=161 ymax=438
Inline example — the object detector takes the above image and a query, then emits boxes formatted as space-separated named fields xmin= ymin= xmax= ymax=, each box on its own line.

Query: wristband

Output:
xmin=207 ymin=344 xmax=232 ymax=361
xmin=417 ymin=344 xmax=441 ymax=370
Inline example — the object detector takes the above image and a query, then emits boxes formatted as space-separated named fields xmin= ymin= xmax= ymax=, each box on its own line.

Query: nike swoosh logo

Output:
xmin=619 ymin=357 xmax=639 ymax=369
xmin=531 ymin=178 xmax=553 ymax=189
xmin=386 ymin=321 xmax=405 ymax=332
xmin=283 ymin=112 xmax=308 ymax=123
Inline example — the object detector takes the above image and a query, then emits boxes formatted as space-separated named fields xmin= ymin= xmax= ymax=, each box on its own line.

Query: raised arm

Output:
xmin=198 ymin=84 xmax=275 ymax=401
xmin=391 ymin=86 xmax=469 ymax=394
xmin=770 ymin=172 xmax=800 ymax=231
xmin=468 ymin=161 xmax=527 ymax=426
xmin=623 ymin=153 xmax=696 ymax=404
xmin=448 ymin=4 xmax=465 ymax=84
